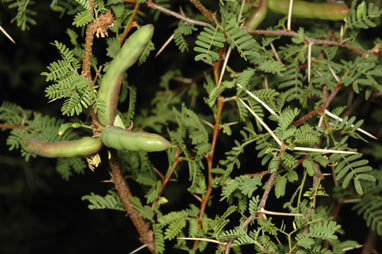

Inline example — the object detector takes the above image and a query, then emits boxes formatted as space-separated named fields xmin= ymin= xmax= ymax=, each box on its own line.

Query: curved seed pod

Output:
xmin=24 ymin=137 xmax=102 ymax=158
xmin=97 ymin=24 xmax=154 ymax=126
xmin=268 ymin=0 xmax=349 ymax=20
xmin=100 ymin=126 xmax=174 ymax=152
xmin=244 ymin=0 xmax=268 ymax=30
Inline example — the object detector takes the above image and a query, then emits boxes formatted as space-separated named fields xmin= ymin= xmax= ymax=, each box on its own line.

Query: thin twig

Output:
xmin=189 ymin=0 xmax=216 ymax=24
xmin=259 ymin=172 xmax=276 ymax=210
xmin=198 ymin=97 xmax=224 ymax=221
xmin=144 ymin=0 xmax=210 ymax=26
xmin=293 ymin=82 xmax=341 ymax=126
xmin=225 ymin=173 xmax=276 ymax=253
xmin=152 ymin=148 xmax=182 ymax=208
xmin=247 ymin=29 xmax=365 ymax=55
xmin=193 ymin=96 xmax=224 ymax=250
xmin=120 ymin=1 xmax=140 ymax=45
xmin=0 ymin=123 xmax=23 ymax=129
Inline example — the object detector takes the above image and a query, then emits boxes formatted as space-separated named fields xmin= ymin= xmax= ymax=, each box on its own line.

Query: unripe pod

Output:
xmin=97 ymin=24 xmax=154 ymax=126
xmin=244 ymin=0 xmax=268 ymax=30
xmin=100 ymin=126 xmax=174 ymax=152
xmin=268 ymin=0 xmax=349 ymax=21
xmin=24 ymin=137 xmax=102 ymax=158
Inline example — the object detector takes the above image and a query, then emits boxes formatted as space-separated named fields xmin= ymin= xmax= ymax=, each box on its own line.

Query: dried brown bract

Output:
xmin=92 ymin=11 xmax=116 ymax=38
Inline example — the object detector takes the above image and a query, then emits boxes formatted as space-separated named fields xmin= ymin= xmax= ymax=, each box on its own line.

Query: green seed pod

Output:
xmin=100 ymin=126 xmax=174 ymax=152
xmin=244 ymin=0 xmax=268 ymax=30
xmin=24 ymin=137 xmax=102 ymax=158
xmin=268 ymin=0 xmax=349 ymax=20
xmin=97 ymin=24 xmax=154 ymax=126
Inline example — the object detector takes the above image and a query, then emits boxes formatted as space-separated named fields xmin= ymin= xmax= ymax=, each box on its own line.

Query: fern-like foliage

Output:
xmin=153 ymin=224 xmax=165 ymax=254
xmin=56 ymin=157 xmax=87 ymax=180
xmin=42 ymin=41 xmax=97 ymax=116
xmin=329 ymin=153 xmax=375 ymax=195
xmin=352 ymin=185 xmax=382 ymax=236
xmin=74 ymin=0 xmax=90 ymax=10
xmin=221 ymin=175 xmax=262 ymax=200
xmin=72 ymin=10 xmax=94 ymax=27
xmin=273 ymin=63 xmax=304 ymax=103
xmin=224 ymin=19 xmax=260 ymax=62
xmin=174 ymin=21 xmax=197 ymax=53
xmin=2 ymin=0 xmax=37 ymax=30
xmin=194 ymin=25 xmax=226 ymax=64
xmin=341 ymin=55 xmax=382 ymax=95
xmin=81 ymin=191 xmax=125 ymax=211
xmin=346 ymin=1 xmax=382 ymax=29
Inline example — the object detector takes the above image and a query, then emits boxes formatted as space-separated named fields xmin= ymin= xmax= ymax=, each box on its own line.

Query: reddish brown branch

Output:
xmin=198 ymin=96 xmax=224 ymax=223
xmin=225 ymin=172 xmax=277 ymax=253
xmin=152 ymin=148 xmax=183 ymax=208
xmin=192 ymin=96 xmax=224 ymax=250
xmin=247 ymin=29 xmax=365 ymax=56
xmin=0 ymin=123 xmax=23 ymax=129
xmin=342 ymin=93 xmax=364 ymax=117
xmin=120 ymin=1 xmax=140 ymax=45
xmin=189 ymin=0 xmax=216 ymax=24
xmin=109 ymin=151 xmax=155 ymax=253
xmin=293 ymin=83 xmax=342 ymax=126
xmin=82 ymin=0 xmax=95 ymax=80
xmin=258 ymin=172 xmax=277 ymax=212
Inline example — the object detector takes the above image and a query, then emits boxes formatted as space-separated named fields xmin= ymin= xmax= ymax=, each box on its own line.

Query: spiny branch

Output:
xmin=247 ymin=29 xmax=365 ymax=55
xmin=293 ymin=82 xmax=342 ymax=126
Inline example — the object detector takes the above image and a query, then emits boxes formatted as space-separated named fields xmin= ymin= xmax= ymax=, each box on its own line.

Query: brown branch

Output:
xmin=192 ymin=96 xmax=224 ymax=250
xmin=225 ymin=172 xmax=277 ymax=254
xmin=189 ymin=0 xmax=216 ymax=25
xmin=198 ymin=96 xmax=224 ymax=222
xmin=258 ymin=172 xmax=277 ymax=212
xmin=0 ymin=123 xmax=23 ymax=129
xmin=293 ymin=82 xmax=342 ymax=126
xmin=151 ymin=148 xmax=183 ymax=208
xmin=136 ymin=0 xmax=210 ymax=26
xmin=342 ymin=93 xmax=364 ymax=117
xmin=120 ymin=1 xmax=140 ymax=45
xmin=362 ymin=230 xmax=378 ymax=254
xmin=200 ymin=100 xmax=223 ymax=219
xmin=109 ymin=151 xmax=155 ymax=253
xmin=82 ymin=0 xmax=95 ymax=80
xmin=247 ymin=29 xmax=366 ymax=56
